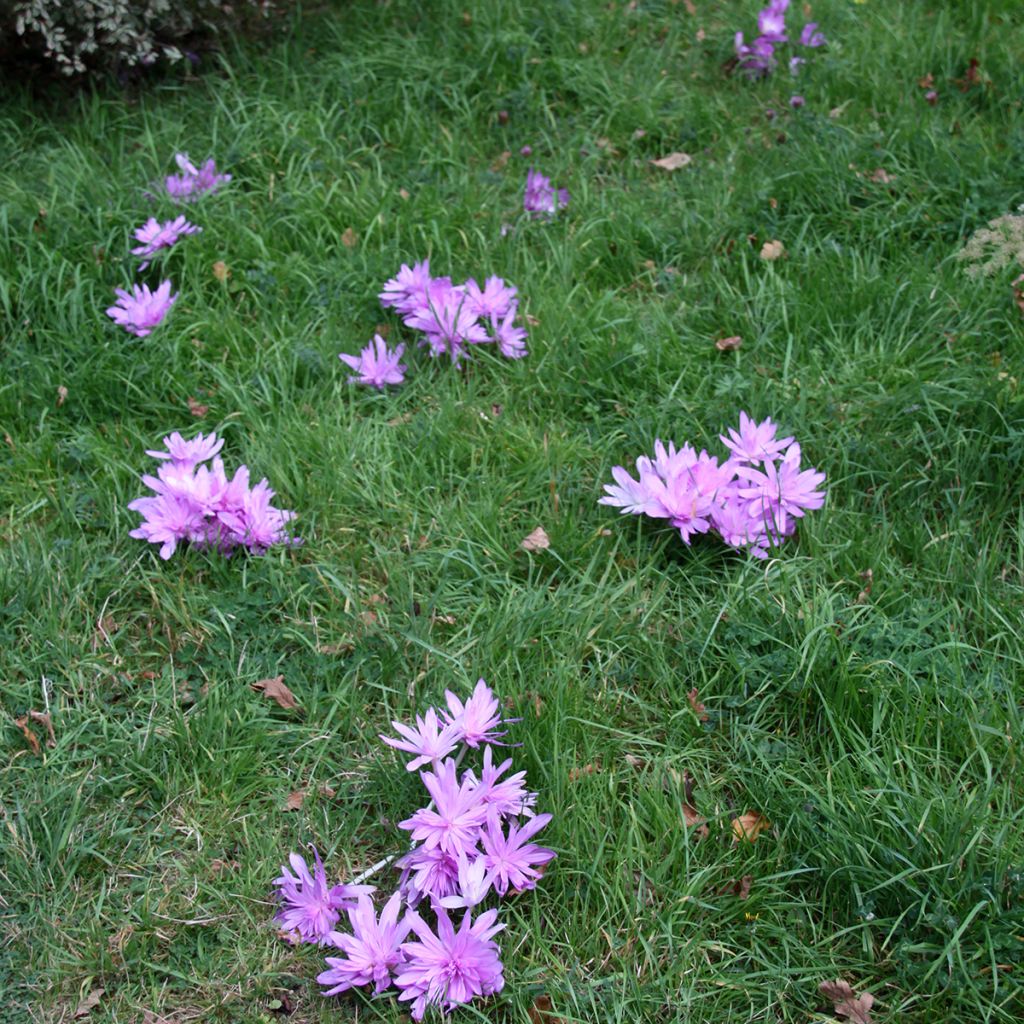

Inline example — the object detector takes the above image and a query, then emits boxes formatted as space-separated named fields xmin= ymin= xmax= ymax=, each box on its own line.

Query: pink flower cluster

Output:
xmin=600 ymin=413 xmax=826 ymax=557
xmin=106 ymin=153 xmax=227 ymax=337
xmin=346 ymin=261 xmax=528 ymax=380
xmin=273 ymin=680 xmax=554 ymax=1021
xmin=734 ymin=0 xmax=826 ymax=80
xmin=129 ymin=431 xmax=297 ymax=559
xmin=523 ymin=168 xmax=569 ymax=218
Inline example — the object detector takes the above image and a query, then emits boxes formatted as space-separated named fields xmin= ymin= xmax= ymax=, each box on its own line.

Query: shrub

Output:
xmin=1 ymin=0 xmax=287 ymax=77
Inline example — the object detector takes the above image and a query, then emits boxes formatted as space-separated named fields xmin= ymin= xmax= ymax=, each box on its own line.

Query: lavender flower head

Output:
xmin=106 ymin=281 xmax=177 ymax=337
xmin=339 ymin=335 xmax=407 ymax=388
xmin=318 ymin=891 xmax=412 ymax=995
xmin=523 ymin=169 xmax=569 ymax=218
xmin=273 ymin=848 xmax=374 ymax=945
xmin=132 ymin=216 xmax=201 ymax=269
xmin=165 ymin=153 xmax=231 ymax=202
xmin=395 ymin=907 xmax=505 ymax=1021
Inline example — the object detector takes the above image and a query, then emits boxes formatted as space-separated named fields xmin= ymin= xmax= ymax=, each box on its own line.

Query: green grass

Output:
xmin=1 ymin=0 xmax=1023 ymax=1021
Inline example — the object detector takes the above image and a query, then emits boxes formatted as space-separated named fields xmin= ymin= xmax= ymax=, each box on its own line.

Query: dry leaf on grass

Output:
xmin=73 ymin=987 xmax=105 ymax=1019
xmin=682 ymin=771 xmax=710 ymax=839
xmin=819 ymin=979 xmax=875 ymax=1023
xmin=28 ymin=710 xmax=56 ymax=747
xmin=520 ymin=526 xmax=551 ymax=552
xmin=568 ymin=763 xmax=598 ymax=782
xmin=212 ymin=260 xmax=230 ymax=282
xmin=732 ymin=810 xmax=771 ymax=842
xmin=715 ymin=335 xmax=742 ymax=352
xmin=722 ymin=874 xmax=753 ymax=899
xmin=187 ymin=396 xmax=209 ymax=417
xmin=283 ymin=789 xmax=306 ymax=811
xmin=528 ymin=994 xmax=566 ymax=1024
xmin=398 ymin=188 xmax=410 ymax=200
xmin=209 ymin=858 xmax=240 ymax=875
xmin=687 ymin=688 xmax=709 ymax=722
xmin=651 ymin=151 xmax=692 ymax=171
xmin=490 ymin=150 xmax=511 ymax=172
xmin=341 ymin=227 xmax=358 ymax=248
xmin=251 ymin=675 xmax=302 ymax=712
xmin=760 ymin=239 xmax=785 ymax=261
xmin=13 ymin=716 xmax=41 ymax=755
xmin=57 ymin=385 xmax=68 ymax=406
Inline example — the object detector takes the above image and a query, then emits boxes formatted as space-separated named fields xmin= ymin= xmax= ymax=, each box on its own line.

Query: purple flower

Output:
xmin=396 ymin=844 xmax=462 ymax=903
xmin=145 ymin=430 xmax=224 ymax=468
xmin=800 ymin=21 xmax=826 ymax=47
xmin=519 ymin=145 xmax=533 ymax=157
xmin=438 ymin=852 xmax=493 ymax=911
xmin=465 ymin=276 xmax=517 ymax=320
xmin=599 ymin=459 xmax=661 ymax=516
xmin=318 ymin=891 xmax=412 ymax=995
xmin=790 ymin=94 xmax=805 ymax=109
xmin=399 ymin=758 xmax=488 ymax=856
xmin=523 ymin=168 xmax=569 ymax=218
xmin=789 ymin=55 xmax=805 ymax=75
xmin=464 ymin=745 xmax=537 ymax=819
xmin=735 ymin=32 xmax=776 ymax=75
xmin=406 ymin=282 xmax=490 ymax=364
xmin=165 ymin=153 xmax=231 ymax=202
xmin=127 ymin=493 xmax=202 ymax=560
xmin=757 ymin=6 xmax=788 ymax=43
xmin=273 ymin=849 xmax=374 ymax=945
xmin=379 ymin=260 xmax=433 ymax=315
xmin=480 ymin=812 xmax=555 ymax=896
xmin=339 ymin=334 xmax=407 ymax=388
xmin=735 ymin=442 xmax=826 ymax=533
xmin=380 ymin=707 xmax=462 ymax=771
xmin=106 ymin=281 xmax=177 ymax=337
xmin=131 ymin=216 xmax=201 ymax=268
xmin=443 ymin=679 xmax=506 ymax=748
xmin=719 ymin=412 xmax=794 ymax=464
xmin=216 ymin=476 xmax=298 ymax=553
xmin=395 ymin=907 xmax=505 ymax=1020
xmin=490 ymin=304 xmax=529 ymax=359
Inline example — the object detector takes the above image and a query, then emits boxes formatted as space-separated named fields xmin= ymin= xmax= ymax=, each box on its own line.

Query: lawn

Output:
xmin=1 ymin=0 xmax=1023 ymax=1021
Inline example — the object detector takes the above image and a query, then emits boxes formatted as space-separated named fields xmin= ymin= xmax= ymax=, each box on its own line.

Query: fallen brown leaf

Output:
xmin=732 ymin=810 xmax=771 ymax=843
xmin=318 ymin=641 xmax=355 ymax=655
xmin=283 ymin=789 xmax=306 ymax=811
xmin=520 ymin=526 xmax=551 ymax=552
xmin=28 ymin=710 xmax=56 ymax=748
xmin=57 ymin=385 xmax=68 ymax=407
xmin=868 ymin=168 xmax=896 ymax=185
xmin=251 ymin=675 xmax=301 ymax=712
xmin=819 ymin=979 xmax=875 ymax=1023
xmin=568 ymin=763 xmax=598 ymax=782
xmin=715 ymin=335 xmax=742 ymax=352
xmin=760 ymin=239 xmax=785 ymax=261
xmin=13 ymin=716 xmax=41 ymax=755
xmin=687 ymin=688 xmax=709 ymax=722
xmin=360 ymin=609 xmax=378 ymax=626
xmin=318 ymin=783 xmax=337 ymax=798
xmin=398 ymin=188 xmax=411 ymax=200
xmin=209 ymin=858 xmax=240 ymax=875
xmin=918 ymin=72 xmax=935 ymax=89
xmin=651 ymin=151 xmax=692 ymax=171
xmin=490 ymin=150 xmax=512 ymax=172
xmin=212 ymin=260 xmax=230 ymax=282
xmin=341 ymin=227 xmax=358 ymax=248
xmin=528 ymin=994 xmax=566 ymax=1024
xmin=187 ymin=396 xmax=209 ymax=418
xmin=682 ymin=770 xmax=709 ymax=839
xmin=73 ymin=987 xmax=105 ymax=1019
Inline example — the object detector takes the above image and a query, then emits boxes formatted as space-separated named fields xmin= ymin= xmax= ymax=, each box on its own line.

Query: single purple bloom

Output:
xmin=490 ymin=304 xmax=529 ymax=359
xmin=523 ymin=168 xmax=569 ymax=218
xmin=799 ymin=21 xmax=826 ymax=47
xmin=464 ymin=276 xmax=517 ymax=320
xmin=106 ymin=281 xmax=177 ymax=337
xmin=442 ymin=679 xmax=507 ymax=748
xmin=520 ymin=145 xmax=533 ymax=157
xmin=339 ymin=334 xmax=407 ymax=388
xmin=127 ymin=492 xmax=202 ymax=560
xmin=789 ymin=55 xmax=805 ymax=75
xmin=399 ymin=758 xmax=488 ymax=856
xmin=318 ymin=891 xmax=412 ymax=996
xmin=217 ymin=476 xmax=298 ymax=553
xmin=925 ymin=90 xmax=938 ymax=105
xmin=379 ymin=260 xmax=433 ymax=314
xmin=144 ymin=430 xmax=224 ymax=468
xmin=719 ymin=412 xmax=794 ymax=464
xmin=710 ymin=492 xmax=771 ymax=558
xmin=599 ymin=460 xmax=658 ymax=516
xmin=480 ymin=811 xmax=556 ymax=896
xmin=757 ymin=7 xmax=788 ymax=42
xmin=438 ymin=851 xmax=493 ymax=911
xmin=735 ymin=441 xmax=826 ymax=529
xmin=396 ymin=844 xmax=462 ymax=903
xmin=273 ymin=848 xmax=374 ymax=945
xmin=380 ymin=707 xmax=462 ymax=771
xmin=464 ymin=745 xmax=537 ymax=819
xmin=131 ymin=215 xmax=201 ymax=269
xmin=790 ymin=94 xmax=805 ymax=109
xmin=395 ymin=907 xmax=505 ymax=1020
xmin=735 ymin=32 xmax=776 ymax=75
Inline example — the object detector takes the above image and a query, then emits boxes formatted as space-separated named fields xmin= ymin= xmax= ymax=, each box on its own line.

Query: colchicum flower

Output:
xmin=339 ymin=334 xmax=407 ymax=388
xmin=106 ymin=280 xmax=177 ymax=337
xmin=164 ymin=152 xmax=231 ymax=201
xmin=380 ymin=707 xmax=462 ymax=771
xmin=131 ymin=216 xmax=201 ymax=269
xmin=523 ymin=168 xmax=569 ymax=218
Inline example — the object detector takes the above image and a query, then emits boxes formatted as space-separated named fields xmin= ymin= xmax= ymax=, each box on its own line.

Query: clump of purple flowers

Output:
xmin=734 ymin=0 xmax=826 ymax=78
xmin=523 ymin=168 xmax=569 ymax=218
xmin=274 ymin=679 xmax=554 ymax=1021
xmin=377 ymin=262 xmax=529 ymax=368
xmin=128 ymin=431 xmax=298 ymax=559
xmin=600 ymin=412 xmax=826 ymax=558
